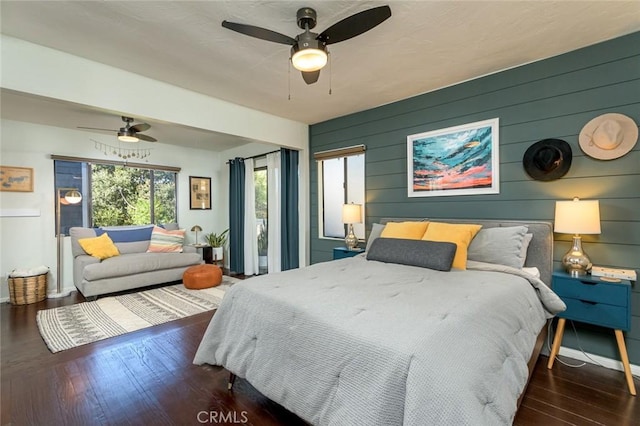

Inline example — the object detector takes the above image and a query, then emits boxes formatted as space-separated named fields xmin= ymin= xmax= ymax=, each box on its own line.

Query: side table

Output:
xmin=191 ymin=244 xmax=213 ymax=264
xmin=547 ymin=271 xmax=636 ymax=395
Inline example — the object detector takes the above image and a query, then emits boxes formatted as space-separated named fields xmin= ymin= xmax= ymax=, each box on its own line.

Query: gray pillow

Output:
xmin=467 ymin=226 xmax=528 ymax=268
xmin=365 ymin=223 xmax=386 ymax=252
xmin=520 ymin=233 xmax=533 ymax=265
xmin=366 ymin=238 xmax=457 ymax=271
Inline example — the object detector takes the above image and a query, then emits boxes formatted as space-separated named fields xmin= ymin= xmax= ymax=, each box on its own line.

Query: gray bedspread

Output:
xmin=194 ymin=255 xmax=565 ymax=425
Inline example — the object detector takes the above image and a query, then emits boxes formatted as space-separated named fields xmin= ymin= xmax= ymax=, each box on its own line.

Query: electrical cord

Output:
xmin=546 ymin=320 xmax=585 ymax=368
xmin=547 ymin=320 xmax=640 ymax=380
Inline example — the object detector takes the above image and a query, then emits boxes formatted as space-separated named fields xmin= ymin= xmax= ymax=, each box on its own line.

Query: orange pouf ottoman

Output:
xmin=183 ymin=264 xmax=222 ymax=289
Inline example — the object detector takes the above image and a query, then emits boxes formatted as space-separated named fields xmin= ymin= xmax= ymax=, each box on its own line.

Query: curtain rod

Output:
xmin=227 ymin=149 xmax=280 ymax=164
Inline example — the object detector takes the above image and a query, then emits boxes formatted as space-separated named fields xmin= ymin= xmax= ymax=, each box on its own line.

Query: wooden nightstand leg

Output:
xmin=547 ymin=318 xmax=566 ymax=369
xmin=614 ymin=329 xmax=637 ymax=396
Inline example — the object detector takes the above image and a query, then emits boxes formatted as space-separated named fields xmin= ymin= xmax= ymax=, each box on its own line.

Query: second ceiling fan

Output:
xmin=222 ymin=5 xmax=391 ymax=84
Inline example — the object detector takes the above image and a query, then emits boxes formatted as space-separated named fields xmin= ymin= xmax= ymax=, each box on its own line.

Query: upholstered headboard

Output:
xmin=379 ymin=218 xmax=554 ymax=286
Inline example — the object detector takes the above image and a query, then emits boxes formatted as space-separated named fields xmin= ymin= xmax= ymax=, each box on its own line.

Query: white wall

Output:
xmin=0 ymin=119 xmax=227 ymax=300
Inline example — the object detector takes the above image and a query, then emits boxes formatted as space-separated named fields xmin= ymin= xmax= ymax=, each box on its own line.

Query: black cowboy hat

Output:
xmin=523 ymin=139 xmax=572 ymax=181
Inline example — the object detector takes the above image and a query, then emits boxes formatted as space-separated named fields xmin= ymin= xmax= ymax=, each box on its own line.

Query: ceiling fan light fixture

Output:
xmin=292 ymin=47 xmax=328 ymax=72
xmin=117 ymin=132 xmax=139 ymax=143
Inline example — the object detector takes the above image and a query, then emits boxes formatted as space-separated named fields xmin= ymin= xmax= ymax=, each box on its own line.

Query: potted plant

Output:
xmin=257 ymin=223 xmax=268 ymax=271
xmin=205 ymin=229 xmax=228 ymax=261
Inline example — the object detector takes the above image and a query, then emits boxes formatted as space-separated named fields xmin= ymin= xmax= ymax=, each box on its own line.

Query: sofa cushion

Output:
xmin=70 ymin=227 xmax=98 ymax=257
xmin=147 ymin=226 xmax=185 ymax=253
xmin=95 ymin=225 xmax=154 ymax=242
xmin=78 ymin=234 xmax=120 ymax=260
xmin=82 ymin=252 xmax=202 ymax=281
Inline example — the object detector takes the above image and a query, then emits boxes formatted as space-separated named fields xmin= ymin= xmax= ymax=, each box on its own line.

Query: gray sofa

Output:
xmin=69 ymin=225 xmax=202 ymax=299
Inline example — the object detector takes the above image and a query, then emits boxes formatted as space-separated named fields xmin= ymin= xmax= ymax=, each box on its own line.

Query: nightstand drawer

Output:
xmin=552 ymin=276 xmax=628 ymax=307
xmin=559 ymin=297 xmax=630 ymax=330
xmin=333 ymin=247 xmax=365 ymax=259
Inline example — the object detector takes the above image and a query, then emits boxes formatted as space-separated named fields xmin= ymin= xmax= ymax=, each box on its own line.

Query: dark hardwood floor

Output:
xmin=2 ymin=292 xmax=638 ymax=425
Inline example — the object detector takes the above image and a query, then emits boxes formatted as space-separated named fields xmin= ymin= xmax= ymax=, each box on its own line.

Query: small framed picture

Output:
xmin=0 ymin=166 xmax=34 ymax=192
xmin=189 ymin=176 xmax=211 ymax=210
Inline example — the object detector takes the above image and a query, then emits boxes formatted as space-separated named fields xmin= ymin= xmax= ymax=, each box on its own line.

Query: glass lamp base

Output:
xmin=344 ymin=224 xmax=358 ymax=250
xmin=562 ymin=235 xmax=592 ymax=277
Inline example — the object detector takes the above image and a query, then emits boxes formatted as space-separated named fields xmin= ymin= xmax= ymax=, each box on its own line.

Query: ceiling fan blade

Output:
xmin=318 ymin=5 xmax=391 ymax=45
xmin=130 ymin=123 xmax=150 ymax=132
xmin=301 ymin=70 xmax=320 ymax=85
xmin=136 ymin=133 xmax=157 ymax=142
xmin=222 ymin=21 xmax=296 ymax=45
xmin=77 ymin=126 xmax=115 ymax=132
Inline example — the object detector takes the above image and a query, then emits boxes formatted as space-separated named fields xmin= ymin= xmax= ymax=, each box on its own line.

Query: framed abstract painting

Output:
xmin=407 ymin=118 xmax=500 ymax=197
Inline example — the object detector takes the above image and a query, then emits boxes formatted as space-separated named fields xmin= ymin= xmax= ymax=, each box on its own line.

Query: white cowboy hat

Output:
xmin=578 ymin=113 xmax=638 ymax=160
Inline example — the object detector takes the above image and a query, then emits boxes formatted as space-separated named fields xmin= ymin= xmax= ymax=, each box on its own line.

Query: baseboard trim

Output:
xmin=558 ymin=346 xmax=640 ymax=377
xmin=1 ymin=285 xmax=77 ymax=304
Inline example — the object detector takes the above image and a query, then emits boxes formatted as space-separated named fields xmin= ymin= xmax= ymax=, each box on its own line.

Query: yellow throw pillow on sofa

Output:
xmin=78 ymin=233 xmax=120 ymax=260
xmin=422 ymin=222 xmax=482 ymax=270
xmin=380 ymin=221 xmax=430 ymax=240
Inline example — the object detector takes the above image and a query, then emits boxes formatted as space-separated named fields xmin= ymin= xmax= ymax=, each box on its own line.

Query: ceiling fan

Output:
xmin=78 ymin=116 xmax=157 ymax=142
xmin=221 ymin=5 xmax=391 ymax=84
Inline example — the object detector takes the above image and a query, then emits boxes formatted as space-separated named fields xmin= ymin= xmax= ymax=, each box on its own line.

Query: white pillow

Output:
xmin=365 ymin=223 xmax=386 ymax=252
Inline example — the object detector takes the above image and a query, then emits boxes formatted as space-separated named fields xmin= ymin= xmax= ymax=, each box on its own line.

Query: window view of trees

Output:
xmin=54 ymin=160 xmax=177 ymax=232
xmin=91 ymin=165 xmax=176 ymax=226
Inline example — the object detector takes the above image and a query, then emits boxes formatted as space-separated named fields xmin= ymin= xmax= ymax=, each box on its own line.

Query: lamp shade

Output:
xmin=554 ymin=198 xmax=601 ymax=234
xmin=63 ymin=189 xmax=83 ymax=205
xmin=291 ymin=48 xmax=328 ymax=72
xmin=118 ymin=133 xmax=139 ymax=143
xmin=191 ymin=225 xmax=202 ymax=232
xmin=291 ymin=33 xmax=328 ymax=72
xmin=342 ymin=203 xmax=362 ymax=224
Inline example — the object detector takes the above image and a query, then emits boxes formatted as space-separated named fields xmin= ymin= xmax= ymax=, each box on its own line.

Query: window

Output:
xmin=54 ymin=158 xmax=178 ymax=233
xmin=315 ymin=145 xmax=365 ymax=240
xmin=254 ymin=165 xmax=268 ymax=274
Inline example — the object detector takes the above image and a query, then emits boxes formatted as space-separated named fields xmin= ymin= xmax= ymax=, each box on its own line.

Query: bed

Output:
xmin=194 ymin=219 xmax=566 ymax=425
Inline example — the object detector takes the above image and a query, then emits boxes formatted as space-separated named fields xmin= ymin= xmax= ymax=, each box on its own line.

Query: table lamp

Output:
xmin=342 ymin=203 xmax=362 ymax=250
xmin=554 ymin=197 xmax=601 ymax=276
xmin=191 ymin=225 xmax=202 ymax=245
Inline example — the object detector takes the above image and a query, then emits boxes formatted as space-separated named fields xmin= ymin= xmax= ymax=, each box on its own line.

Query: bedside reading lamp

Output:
xmin=342 ymin=203 xmax=362 ymax=250
xmin=554 ymin=197 xmax=601 ymax=276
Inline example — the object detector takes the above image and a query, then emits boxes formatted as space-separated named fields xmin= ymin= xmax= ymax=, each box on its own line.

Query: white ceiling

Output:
xmin=1 ymin=1 xmax=639 ymax=150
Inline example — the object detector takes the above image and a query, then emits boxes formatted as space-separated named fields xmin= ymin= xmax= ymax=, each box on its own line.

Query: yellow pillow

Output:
xmin=422 ymin=222 xmax=482 ymax=270
xmin=78 ymin=233 xmax=120 ymax=260
xmin=380 ymin=221 xmax=430 ymax=240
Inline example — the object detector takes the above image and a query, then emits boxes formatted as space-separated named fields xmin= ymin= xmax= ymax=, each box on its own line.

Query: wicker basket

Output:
xmin=8 ymin=273 xmax=48 ymax=305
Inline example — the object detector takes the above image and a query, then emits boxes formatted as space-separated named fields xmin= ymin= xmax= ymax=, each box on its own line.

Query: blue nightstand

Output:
xmin=333 ymin=247 xmax=365 ymax=260
xmin=547 ymin=271 xmax=636 ymax=395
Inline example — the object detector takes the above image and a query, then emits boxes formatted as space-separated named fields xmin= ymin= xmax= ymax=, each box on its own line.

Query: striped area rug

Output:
xmin=37 ymin=278 xmax=238 ymax=353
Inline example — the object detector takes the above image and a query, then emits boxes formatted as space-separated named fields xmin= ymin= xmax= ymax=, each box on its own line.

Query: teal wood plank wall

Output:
xmin=309 ymin=32 xmax=640 ymax=364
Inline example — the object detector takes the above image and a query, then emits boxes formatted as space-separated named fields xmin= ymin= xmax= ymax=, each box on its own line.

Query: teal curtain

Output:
xmin=280 ymin=149 xmax=299 ymax=270
xmin=229 ymin=158 xmax=245 ymax=274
